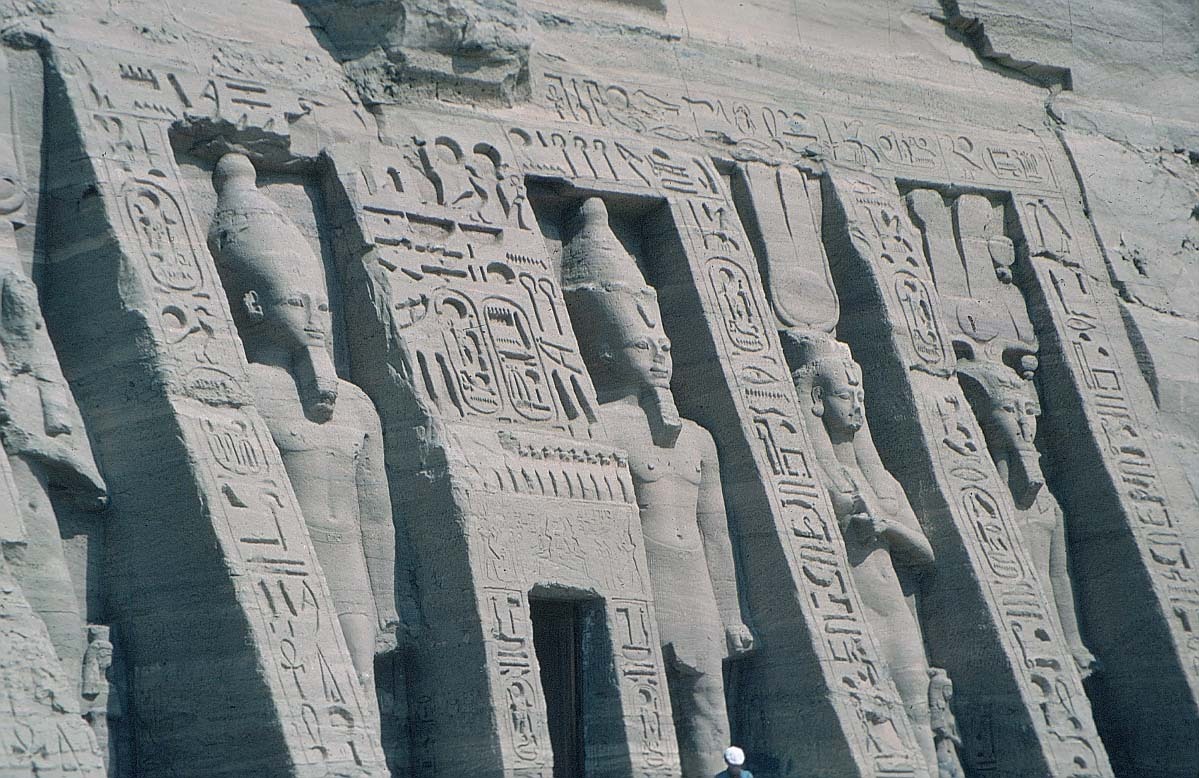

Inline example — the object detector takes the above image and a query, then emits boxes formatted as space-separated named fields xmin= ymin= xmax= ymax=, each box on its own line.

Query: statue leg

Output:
xmin=7 ymin=456 xmax=84 ymax=695
xmin=892 ymin=662 xmax=937 ymax=778
xmin=665 ymin=641 xmax=730 ymax=778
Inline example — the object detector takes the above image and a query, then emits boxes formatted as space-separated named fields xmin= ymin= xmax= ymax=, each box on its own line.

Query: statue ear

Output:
xmin=243 ymin=290 xmax=264 ymax=323
xmin=810 ymin=385 xmax=824 ymax=417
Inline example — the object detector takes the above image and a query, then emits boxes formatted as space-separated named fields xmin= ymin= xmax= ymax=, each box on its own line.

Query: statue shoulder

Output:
xmin=337 ymin=380 xmax=383 ymax=427
xmin=679 ymin=418 xmax=718 ymax=456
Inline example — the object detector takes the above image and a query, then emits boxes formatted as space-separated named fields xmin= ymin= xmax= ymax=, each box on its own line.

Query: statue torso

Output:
xmin=248 ymin=364 xmax=367 ymax=538
xmin=602 ymin=404 xmax=705 ymax=552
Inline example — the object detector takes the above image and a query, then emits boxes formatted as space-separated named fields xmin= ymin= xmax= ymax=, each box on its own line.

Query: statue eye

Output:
xmin=660 ymin=342 xmax=671 ymax=353
xmin=318 ymin=303 xmax=330 ymax=312
xmin=283 ymin=296 xmax=304 ymax=307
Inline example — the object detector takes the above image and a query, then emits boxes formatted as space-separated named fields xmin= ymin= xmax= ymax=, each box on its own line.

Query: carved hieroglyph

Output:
xmin=561 ymin=196 xmax=754 ymax=778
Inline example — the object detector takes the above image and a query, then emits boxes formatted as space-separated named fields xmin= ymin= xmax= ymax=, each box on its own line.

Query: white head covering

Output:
xmin=724 ymin=746 xmax=746 ymax=766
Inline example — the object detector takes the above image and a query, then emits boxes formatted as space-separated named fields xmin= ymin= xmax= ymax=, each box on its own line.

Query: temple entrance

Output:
xmin=531 ymin=597 xmax=587 ymax=778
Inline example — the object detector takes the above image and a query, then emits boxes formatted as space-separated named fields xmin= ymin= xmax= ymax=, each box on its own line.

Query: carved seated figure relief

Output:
xmin=207 ymin=153 xmax=399 ymax=691
xmin=562 ymin=197 xmax=753 ymax=778
xmin=791 ymin=333 xmax=947 ymax=778
xmin=958 ymin=358 xmax=1097 ymax=676
xmin=0 ymin=261 xmax=108 ymax=695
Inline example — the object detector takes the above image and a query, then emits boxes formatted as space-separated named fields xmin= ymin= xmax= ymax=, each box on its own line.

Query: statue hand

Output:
xmin=725 ymin=624 xmax=755 ymax=657
xmin=375 ymin=628 xmax=399 ymax=656
xmin=849 ymin=512 xmax=890 ymax=541
xmin=1072 ymin=645 xmax=1099 ymax=678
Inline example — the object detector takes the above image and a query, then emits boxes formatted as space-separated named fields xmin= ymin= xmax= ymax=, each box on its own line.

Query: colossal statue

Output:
xmin=562 ymin=197 xmax=753 ymax=778
xmin=791 ymin=333 xmax=945 ymax=778
xmin=957 ymin=358 xmax=1097 ymax=675
xmin=0 ymin=258 xmax=107 ymax=694
xmin=207 ymin=153 xmax=400 ymax=691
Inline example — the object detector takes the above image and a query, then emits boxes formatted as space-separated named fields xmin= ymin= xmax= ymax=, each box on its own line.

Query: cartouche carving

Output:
xmin=208 ymin=153 xmax=400 ymax=690
xmin=562 ymin=197 xmax=753 ymax=778
xmin=791 ymin=333 xmax=944 ymax=778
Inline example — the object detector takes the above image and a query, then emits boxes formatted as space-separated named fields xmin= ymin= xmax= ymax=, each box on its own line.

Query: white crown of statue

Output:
xmin=208 ymin=152 xmax=321 ymax=289
xmin=561 ymin=196 xmax=662 ymax=338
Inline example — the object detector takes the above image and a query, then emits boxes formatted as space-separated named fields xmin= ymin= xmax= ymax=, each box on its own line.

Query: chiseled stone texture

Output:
xmin=0 ymin=1 xmax=1194 ymax=777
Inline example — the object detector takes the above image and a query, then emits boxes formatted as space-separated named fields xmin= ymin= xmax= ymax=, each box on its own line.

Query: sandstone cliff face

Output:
xmin=0 ymin=1 xmax=1194 ymax=777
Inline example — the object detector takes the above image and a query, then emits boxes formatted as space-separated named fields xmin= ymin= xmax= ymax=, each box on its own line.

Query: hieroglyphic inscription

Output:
xmin=483 ymin=588 xmax=550 ymax=770
xmin=610 ymin=599 xmax=676 ymax=773
xmin=829 ymin=170 xmax=1111 ymax=777
xmin=1030 ymin=258 xmax=1199 ymax=690
xmin=534 ymin=63 xmax=1059 ymax=192
xmin=338 ymin=128 xmax=601 ymax=437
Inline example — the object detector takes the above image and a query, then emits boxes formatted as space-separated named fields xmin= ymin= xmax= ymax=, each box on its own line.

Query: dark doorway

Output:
xmin=530 ymin=598 xmax=586 ymax=778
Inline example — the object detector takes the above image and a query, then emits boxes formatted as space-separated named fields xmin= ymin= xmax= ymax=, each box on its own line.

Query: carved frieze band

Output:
xmin=533 ymin=62 xmax=1061 ymax=193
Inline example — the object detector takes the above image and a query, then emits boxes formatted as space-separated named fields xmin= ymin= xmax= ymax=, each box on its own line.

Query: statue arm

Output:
xmin=351 ymin=389 xmax=401 ymax=633
xmin=694 ymin=424 xmax=754 ymax=656
xmin=881 ymin=498 xmax=935 ymax=568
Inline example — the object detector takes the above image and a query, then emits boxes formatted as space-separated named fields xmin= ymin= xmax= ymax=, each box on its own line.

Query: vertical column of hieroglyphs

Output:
xmin=324 ymin=108 xmax=679 ymax=777
xmin=0 ymin=44 xmax=107 ymax=776
xmin=1010 ymin=191 xmax=1199 ymax=772
xmin=822 ymin=170 xmax=1111 ymax=776
xmin=40 ymin=45 xmax=387 ymax=776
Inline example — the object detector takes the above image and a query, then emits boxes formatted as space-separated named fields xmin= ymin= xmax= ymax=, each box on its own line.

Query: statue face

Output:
xmin=255 ymin=282 xmax=332 ymax=354
xmin=615 ymin=328 xmax=673 ymax=390
xmin=992 ymin=388 xmax=1040 ymax=453
xmin=817 ymin=365 xmax=864 ymax=436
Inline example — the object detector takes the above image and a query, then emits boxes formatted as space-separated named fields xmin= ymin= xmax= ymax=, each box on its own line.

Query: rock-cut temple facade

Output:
xmin=0 ymin=0 xmax=1196 ymax=776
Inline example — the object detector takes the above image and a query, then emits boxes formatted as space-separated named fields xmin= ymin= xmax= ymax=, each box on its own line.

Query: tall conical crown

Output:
xmin=561 ymin=197 xmax=663 ymax=353
xmin=208 ymin=153 xmax=323 ymax=295
xmin=561 ymin=196 xmax=680 ymax=444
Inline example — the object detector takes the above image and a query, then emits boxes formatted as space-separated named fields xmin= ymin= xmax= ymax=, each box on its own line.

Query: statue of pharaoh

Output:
xmin=208 ymin=153 xmax=400 ymax=690
xmin=562 ymin=197 xmax=754 ymax=778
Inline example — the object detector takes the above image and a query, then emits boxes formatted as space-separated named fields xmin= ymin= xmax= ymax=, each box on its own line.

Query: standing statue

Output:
xmin=791 ymin=334 xmax=943 ymax=777
xmin=958 ymin=358 xmax=1097 ymax=676
xmin=562 ymin=197 xmax=754 ymax=778
xmin=927 ymin=668 xmax=964 ymax=778
xmin=0 ymin=260 xmax=108 ymax=694
xmin=208 ymin=153 xmax=400 ymax=690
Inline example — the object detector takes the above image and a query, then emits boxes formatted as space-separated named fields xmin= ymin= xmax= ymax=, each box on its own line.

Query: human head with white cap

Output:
xmin=720 ymin=746 xmax=752 ymax=777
